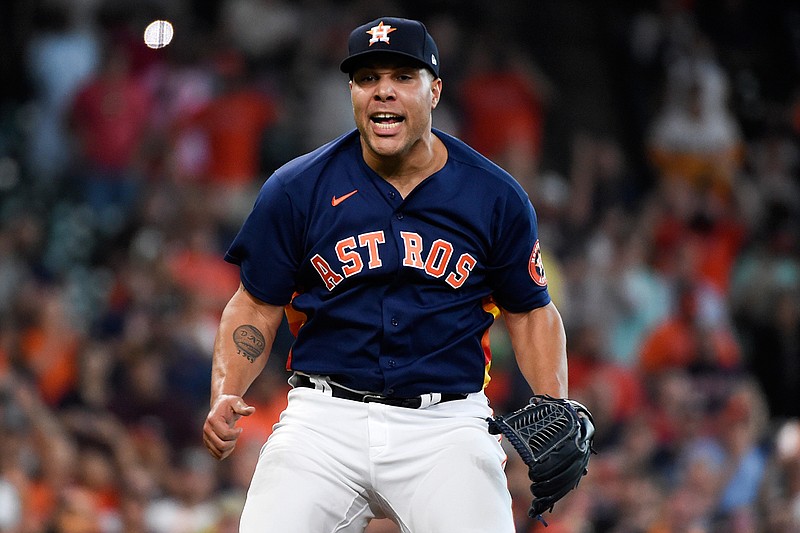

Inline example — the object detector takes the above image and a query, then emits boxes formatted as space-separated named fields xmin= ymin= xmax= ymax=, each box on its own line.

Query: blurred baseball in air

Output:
xmin=144 ymin=20 xmax=174 ymax=49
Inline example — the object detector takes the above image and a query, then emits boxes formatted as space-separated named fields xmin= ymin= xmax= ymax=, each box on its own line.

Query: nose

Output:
xmin=373 ymin=78 xmax=396 ymax=101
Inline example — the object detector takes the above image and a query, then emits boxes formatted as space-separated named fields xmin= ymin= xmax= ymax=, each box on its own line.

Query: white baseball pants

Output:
xmin=239 ymin=385 xmax=514 ymax=533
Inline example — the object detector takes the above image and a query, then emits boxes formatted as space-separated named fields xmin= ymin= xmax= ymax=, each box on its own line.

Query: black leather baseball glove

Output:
xmin=487 ymin=395 xmax=595 ymax=525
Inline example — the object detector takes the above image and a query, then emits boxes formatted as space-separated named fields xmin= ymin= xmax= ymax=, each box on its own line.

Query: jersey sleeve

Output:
xmin=486 ymin=190 xmax=551 ymax=313
xmin=224 ymin=174 xmax=301 ymax=305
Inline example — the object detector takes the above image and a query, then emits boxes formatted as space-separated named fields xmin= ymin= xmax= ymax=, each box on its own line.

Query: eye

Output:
xmin=354 ymin=72 xmax=377 ymax=83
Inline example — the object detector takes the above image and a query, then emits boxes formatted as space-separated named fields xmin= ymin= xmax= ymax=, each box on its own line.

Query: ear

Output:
xmin=431 ymin=78 xmax=443 ymax=110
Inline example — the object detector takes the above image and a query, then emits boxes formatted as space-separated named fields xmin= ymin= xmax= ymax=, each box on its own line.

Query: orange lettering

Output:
xmin=445 ymin=253 xmax=477 ymax=289
xmin=336 ymin=237 xmax=364 ymax=277
xmin=358 ymin=231 xmax=385 ymax=269
xmin=424 ymin=239 xmax=453 ymax=278
xmin=400 ymin=231 xmax=424 ymax=268
xmin=311 ymin=254 xmax=344 ymax=290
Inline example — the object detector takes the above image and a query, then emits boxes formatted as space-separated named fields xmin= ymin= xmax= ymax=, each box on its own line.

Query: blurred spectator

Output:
xmin=764 ymin=420 xmax=800 ymax=532
xmin=108 ymin=346 xmax=200 ymax=451
xmin=0 ymin=376 xmax=76 ymax=532
xmin=638 ymin=281 xmax=741 ymax=376
xmin=603 ymin=471 xmax=663 ymax=533
xmin=621 ymin=1 xmax=699 ymax=150
xmin=729 ymin=216 xmax=800 ymax=332
xmin=564 ymin=134 xmax=642 ymax=235
xmin=292 ymin=10 xmax=360 ymax=152
xmin=18 ymin=285 xmax=84 ymax=407
xmin=144 ymin=447 xmax=220 ymax=533
xmin=458 ymin=35 xmax=551 ymax=183
xmin=0 ymin=207 xmax=45 ymax=320
xmin=23 ymin=1 xmax=100 ymax=190
xmin=712 ymin=381 xmax=770 ymax=530
xmin=646 ymin=37 xmax=745 ymax=201
xmin=177 ymin=50 xmax=277 ymax=186
xmin=58 ymin=405 xmax=148 ymax=531
xmin=173 ymin=50 xmax=279 ymax=225
xmin=50 ymin=485 xmax=104 ymax=533
xmin=607 ymin=220 xmax=672 ymax=366
xmin=149 ymin=40 xmax=216 ymax=183
xmin=68 ymin=39 xmax=153 ymax=235
xmin=218 ymin=0 xmax=302 ymax=63
xmin=646 ymin=370 xmax=708 ymax=468
xmin=163 ymin=196 xmax=241 ymax=309
xmin=0 ymin=476 xmax=21 ymax=532
xmin=69 ymin=343 xmax=113 ymax=408
xmin=739 ymin=131 xmax=800 ymax=234
xmin=558 ymin=207 xmax=626 ymax=341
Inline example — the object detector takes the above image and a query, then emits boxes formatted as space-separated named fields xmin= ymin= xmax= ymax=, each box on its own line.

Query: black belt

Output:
xmin=292 ymin=374 xmax=467 ymax=409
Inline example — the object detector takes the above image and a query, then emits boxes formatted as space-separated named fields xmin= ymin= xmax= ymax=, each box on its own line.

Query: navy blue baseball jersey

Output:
xmin=225 ymin=128 xmax=551 ymax=396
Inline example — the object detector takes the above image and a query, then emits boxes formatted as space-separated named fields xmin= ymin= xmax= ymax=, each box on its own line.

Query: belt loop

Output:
xmin=309 ymin=375 xmax=333 ymax=396
xmin=418 ymin=393 xmax=441 ymax=409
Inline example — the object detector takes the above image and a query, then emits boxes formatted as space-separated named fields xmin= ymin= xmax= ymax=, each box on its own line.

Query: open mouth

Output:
xmin=370 ymin=113 xmax=405 ymax=130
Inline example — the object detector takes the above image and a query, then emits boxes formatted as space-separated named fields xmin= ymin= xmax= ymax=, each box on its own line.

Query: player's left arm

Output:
xmin=502 ymin=301 xmax=568 ymax=398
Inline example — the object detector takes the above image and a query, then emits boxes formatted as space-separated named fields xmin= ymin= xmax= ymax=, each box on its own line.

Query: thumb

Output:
xmin=232 ymin=399 xmax=256 ymax=418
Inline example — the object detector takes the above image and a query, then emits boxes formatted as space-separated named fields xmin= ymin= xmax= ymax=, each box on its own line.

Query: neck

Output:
xmin=362 ymin=132 xmax=447 ymax=197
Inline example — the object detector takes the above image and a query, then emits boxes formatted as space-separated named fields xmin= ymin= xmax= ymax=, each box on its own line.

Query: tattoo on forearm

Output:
xmin=233 ymin=325 xmax=266 ymax=363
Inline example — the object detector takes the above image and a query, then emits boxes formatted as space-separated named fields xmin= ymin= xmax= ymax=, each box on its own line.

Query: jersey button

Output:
xmin=395 ymin=212 xmax=404 ymax=220
xmin=390 ymin=317 xmax=399 ymax=326
xmin=388 ymin=191 xmax=396 ymax=199
xmin=388 ymin=360 xmax=396 ymax=368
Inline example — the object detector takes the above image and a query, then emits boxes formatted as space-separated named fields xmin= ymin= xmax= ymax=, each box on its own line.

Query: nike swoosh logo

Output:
xmin=331 ymin=189 xmax=358 ymax=207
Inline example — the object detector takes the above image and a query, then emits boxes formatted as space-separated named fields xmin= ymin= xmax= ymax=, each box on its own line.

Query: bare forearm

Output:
xmin=503 ymin=301 xmax=568 ymax=397
xmin=210 ymin=284 xmax=286 ymax=403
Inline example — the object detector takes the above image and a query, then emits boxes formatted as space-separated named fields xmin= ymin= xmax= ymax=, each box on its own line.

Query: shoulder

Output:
xmin=435 ymin=129 xmax=530 ymax=203
xmin=250 ymin=129 xmax=360 ymax=213
xmin=269 ymin=129 xmax=361 ymax=187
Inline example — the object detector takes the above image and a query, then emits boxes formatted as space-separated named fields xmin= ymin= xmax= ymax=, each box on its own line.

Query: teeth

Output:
xmin=370 ymin=113 xmax=403 ymax=131
xmin=371 ymin=113 xmax=403 ymax=123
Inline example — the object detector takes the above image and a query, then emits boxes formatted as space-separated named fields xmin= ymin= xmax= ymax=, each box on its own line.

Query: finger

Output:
xmin=232 ymin=399 xmax=256 ymax=417
xmin=207 ymin=415 xmax=243 ymax=441
xmin=203 ymin=422 xmax=239 ymax=459
xmin=203 ymin=433 xmax=234 ymax=460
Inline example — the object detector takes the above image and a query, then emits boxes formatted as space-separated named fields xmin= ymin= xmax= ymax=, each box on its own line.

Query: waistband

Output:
xmin=289 ymin=373 xmax=468 ymax=409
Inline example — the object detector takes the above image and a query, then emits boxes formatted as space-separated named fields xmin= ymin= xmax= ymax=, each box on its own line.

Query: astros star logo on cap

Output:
xmin=367 ymin=21 xmax=396 ymax=46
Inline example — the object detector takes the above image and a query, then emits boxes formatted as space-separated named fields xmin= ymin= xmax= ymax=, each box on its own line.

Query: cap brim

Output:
xmin=340 ymin=50 xmax=436 ymax=76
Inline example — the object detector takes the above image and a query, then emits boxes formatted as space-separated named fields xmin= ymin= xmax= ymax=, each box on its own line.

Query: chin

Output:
xmin=366 ymin=136 xmax=409 ymax=158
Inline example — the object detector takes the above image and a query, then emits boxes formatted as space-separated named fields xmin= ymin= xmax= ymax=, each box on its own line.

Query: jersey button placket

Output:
xmin=382 ymin=199 xmax=407 ymax=392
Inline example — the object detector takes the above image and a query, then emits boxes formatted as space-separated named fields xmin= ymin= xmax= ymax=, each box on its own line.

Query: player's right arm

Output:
xmin=203 ymin=283 xmax=286 ymax=460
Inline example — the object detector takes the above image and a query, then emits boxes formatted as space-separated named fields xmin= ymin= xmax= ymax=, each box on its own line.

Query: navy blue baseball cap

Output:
xmin=340 ymin=17 xmax=440 ymax=78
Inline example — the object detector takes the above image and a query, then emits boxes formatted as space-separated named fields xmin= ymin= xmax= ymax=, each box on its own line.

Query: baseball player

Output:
xmin=202 ymin=16 xmax=568 ymax=533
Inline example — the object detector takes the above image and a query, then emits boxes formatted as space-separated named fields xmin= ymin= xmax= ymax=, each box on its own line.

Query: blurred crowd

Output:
xmin=0 ymin=0 xmax=799 ymax=532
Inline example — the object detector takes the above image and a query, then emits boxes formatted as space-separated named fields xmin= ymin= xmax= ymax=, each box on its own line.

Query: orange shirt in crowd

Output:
xmin=20 ymin=328 xmax=80 ymax=406
xmin=460 ymin=70 xmax=544 ymax=161
xmin=186 ymin=89 xmax=277 ymax=185
xmin=638 ymin=318 xmax=740 ymax=374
